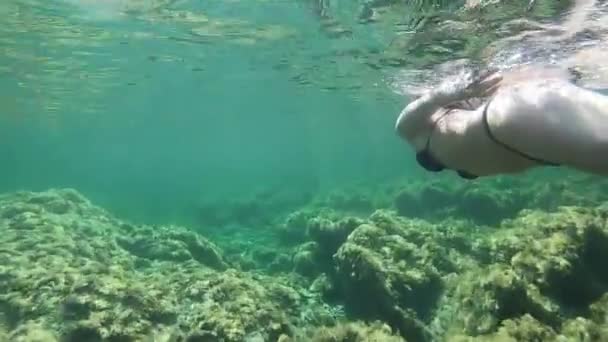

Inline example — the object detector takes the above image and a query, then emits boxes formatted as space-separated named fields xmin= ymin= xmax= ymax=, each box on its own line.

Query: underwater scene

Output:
xmin=3 ymin=0 xmax=608 ymax=341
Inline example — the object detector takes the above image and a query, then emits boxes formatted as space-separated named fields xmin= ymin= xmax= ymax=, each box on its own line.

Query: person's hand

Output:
xmin=436 ymin=67 xmax=503 ymax=101
xmin=467 ymin=68 xmax=503 ymax=98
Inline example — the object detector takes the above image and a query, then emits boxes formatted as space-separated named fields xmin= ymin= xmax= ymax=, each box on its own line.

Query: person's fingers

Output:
xmin=482 ymin=82 xmax=501 ymax=96
xmin=482 ymin=72 xmax=503 ymax=83
xmin=476 ymin=67 xmax=500 ymax=82
xmin=479 ymin=74 xmax=502 ymax=90
xmin=466 ymin=69 xmax=501 ymax=94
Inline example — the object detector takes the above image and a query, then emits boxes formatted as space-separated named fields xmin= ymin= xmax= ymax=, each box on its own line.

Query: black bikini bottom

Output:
xmin=416 ymin=150 xmax=478 ymax=180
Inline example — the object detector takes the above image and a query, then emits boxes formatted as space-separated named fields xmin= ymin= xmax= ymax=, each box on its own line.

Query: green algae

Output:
xmin=4 ymin=1 xmax=608 ymax=341
xmin=275 ymin=179 xmax=608 ymax=341
xmin=2 ymin=182 xmax=608 ymax=341
xmin=0 ymin=189 xmax=336 ymax=341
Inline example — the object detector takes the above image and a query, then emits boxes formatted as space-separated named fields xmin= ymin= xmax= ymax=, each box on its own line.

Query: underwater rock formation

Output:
xmin=0 ymin=189 xmax=337 ymax=341
xmin=331 ymin=210 xmax=476 ymax=341
xmin=195 ymin=188 xmax=313 ymax=229
xmin=393 ymin=175 xmax=608 ymax=225
xmin=283 ymin=208 xmax=365 ymax=279
xmin=302 ymin=320 xmax=405 ymax=342
xmin=3 ymin=187 xmax=608 ymax=341
xmin=283 ymin=197 xmax=608 ymax=341
xmin=438 ymin=205 xmax=608 ymax=340
xmin=116 ymin=226 xmax=228 ymax=270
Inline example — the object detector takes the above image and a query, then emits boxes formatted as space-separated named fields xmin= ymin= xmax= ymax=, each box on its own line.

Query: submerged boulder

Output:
xmin=331 ymin=210 xmax=477 ymax=341
xmin=435 ymin=205 xmax=608 ymax=340
xmin=116 ymin=227 xmax=228 ymax=270
xmin=0 ymin=189 xmax=334 ymax=341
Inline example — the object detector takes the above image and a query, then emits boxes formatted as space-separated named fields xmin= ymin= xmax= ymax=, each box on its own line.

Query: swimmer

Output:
xmin=395 ymin=64 xmax=608 ymax=179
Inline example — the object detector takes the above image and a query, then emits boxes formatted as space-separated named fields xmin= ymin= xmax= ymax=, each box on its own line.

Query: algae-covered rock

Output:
xmin=285 ymin=209 xmax=365 ymax=278
xmin=305 ymin=320 xmax=406 ymax=342
xmin=320 ymin=188 xmax=379 ymax=214
xmin=449 ymin=264 xmax=560 ymax=335
xmin=280 ymin=209 xmax=319 ymax=245
xmin=559 ymin=316 xmax=608 ymax=341
xmin=183 ymin=270 xmax=299 ymax=341
xmin=331 ymin=210 xmax=477 ymax=341
xmin=280 ymin=207 xmax=361 ymax=251
xmin=393 ymin=180 xmax=521 ymax=225
xmin=446 ymin=314 xmax=558 ymax=342
xmin=316 ymin=203 xmax=608 ymax=341
xmin=0 ymin=189 xmax=333 ymax=341
xmin=435 ymin=205 xmax=608 ymax=340
xmin=292 ymin=242 xmax=320 ymax=277
xmin=308 ymin=216 xmax=363 ymax=258
xmin=392 ymin=175 xmax=608 ymax=225
xmin=4 ymin=185 xmax=608 ymax=342
xmin=476 ymin=206 xmax=608 ymax=310
xmin=166 ymin=230 xmax=228 ymax=270
xmin=6 ymin=321 xmax=59 ymax=342
xmin=116 ymin=226 xmax=228 ymax=270
xmin=196 ymin=188 xmax=312 ymax=229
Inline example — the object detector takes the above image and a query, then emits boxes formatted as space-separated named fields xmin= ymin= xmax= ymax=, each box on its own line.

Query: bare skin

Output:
xmin=395 ymin=0 xmax=608 ymax=178
xmin=395 ymin=65 xmax=608 ymax=177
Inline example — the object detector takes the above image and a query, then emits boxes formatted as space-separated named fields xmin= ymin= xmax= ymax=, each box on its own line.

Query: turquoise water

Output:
xmin=5 ymin=1 xmax=608 ymax=341
xmin=0 ymin=0 xmax=578 ymax=225
xmin=0 ymin=0 xmax=422 ymax=224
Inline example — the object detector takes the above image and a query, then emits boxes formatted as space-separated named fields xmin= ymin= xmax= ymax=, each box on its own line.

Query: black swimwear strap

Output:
xmin=481 ymin=100 xmax=560 ymax=166
xmin=419 ymin=107 xmax=485 ymax=179
xmin=425 ymin=108 xmax=455 ymax=152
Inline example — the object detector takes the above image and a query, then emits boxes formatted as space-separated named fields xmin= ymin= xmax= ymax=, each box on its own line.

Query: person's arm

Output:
xmin=395 ymin=89 xmax=462 ymax=141
xmin=395 ymin=68 xmax=503 ymax=142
